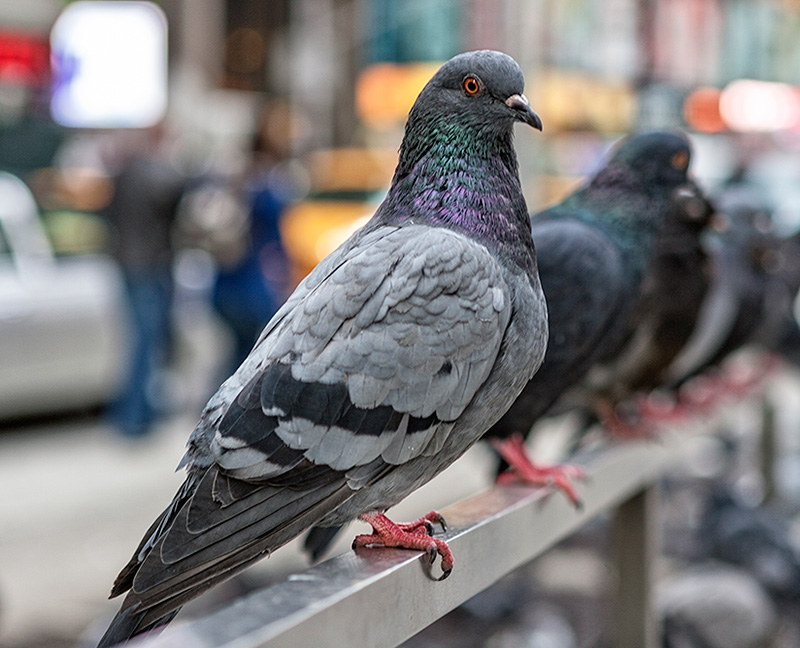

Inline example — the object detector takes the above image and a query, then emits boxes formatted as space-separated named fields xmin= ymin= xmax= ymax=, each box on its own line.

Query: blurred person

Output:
xmin=210 ymin=102 xmax=294 ymax=375
xmin=103 ymin=124 xmax=186 ymax=437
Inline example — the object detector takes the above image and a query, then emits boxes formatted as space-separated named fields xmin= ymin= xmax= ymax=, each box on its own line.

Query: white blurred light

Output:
xmin=719 ymin=79 xmax=800 ymax=133
xmin=50 ymin=1 xmax=167 ymax=128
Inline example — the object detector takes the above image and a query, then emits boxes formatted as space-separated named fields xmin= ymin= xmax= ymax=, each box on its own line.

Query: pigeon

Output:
xmin=664 ymin=190 xmax=788 ymax=400
xmin=700 ymin=484 xmax=800 ymax=601
xmin=659 ymin=565 xmax=776 ymax=648
xmin=97 ymin=49 xmax=547 ymax=647
xmin=584 ymin=178 xmax=715 ymax=425
xmin=483 ymin=131 xmax=693 ymax=503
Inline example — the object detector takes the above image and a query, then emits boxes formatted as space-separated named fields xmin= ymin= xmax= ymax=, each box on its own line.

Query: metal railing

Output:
xmin=127 ymin=411 xmax=727 ymax=648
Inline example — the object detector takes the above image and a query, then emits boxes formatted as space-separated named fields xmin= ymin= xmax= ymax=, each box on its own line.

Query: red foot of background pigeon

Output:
xmin=677 ymin=354 xmax=780 ymax=416
xmin=593 ymin=397 xmax=660 ymax=441
xmin=353 ymin=511 xmax=454 ymax=580
xmin=491 ymin=434 xmax=584 ymax=507
xmin=635 ymin=392 xmax=692 ymax=425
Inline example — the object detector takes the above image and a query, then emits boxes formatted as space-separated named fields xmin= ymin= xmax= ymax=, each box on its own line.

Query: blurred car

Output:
xmin=0 ymin=171 xmax=128 ymax=420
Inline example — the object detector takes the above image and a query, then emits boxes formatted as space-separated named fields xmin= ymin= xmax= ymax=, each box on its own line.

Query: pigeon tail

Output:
xmin=97 ymin=606 xmax=179 ymax=648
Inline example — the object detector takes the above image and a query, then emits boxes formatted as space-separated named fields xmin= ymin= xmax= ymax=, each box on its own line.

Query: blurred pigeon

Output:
xmin=763 ymin=228 xmax=800 ymax=366
xmin=659 ymin=565 xmax=776 ymax=648
xmin=483 ymin=131 xmax=692 ymax=502
xmin=97 ymin=50 xmax=547 ymax=646
xmin=587 ymin=179 xmax=714 ymax=425
xmin=700 ymin=484 xmax=800 ymax=601
xmin=665 ymin=191 xmax=791 ymax=400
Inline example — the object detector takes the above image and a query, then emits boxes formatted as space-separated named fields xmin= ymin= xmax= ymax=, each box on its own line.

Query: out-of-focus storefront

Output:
xmin=2 ymin=0 xmax=800 ymax=271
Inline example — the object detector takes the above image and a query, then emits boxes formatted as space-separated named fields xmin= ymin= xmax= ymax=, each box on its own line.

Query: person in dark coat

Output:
xmin=104 ymin=126 xmax=186 ymax=437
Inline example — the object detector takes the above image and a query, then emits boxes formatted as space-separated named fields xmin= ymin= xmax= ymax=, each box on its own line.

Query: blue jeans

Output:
xmin=109 ymin=271 xmax=173 ymax=437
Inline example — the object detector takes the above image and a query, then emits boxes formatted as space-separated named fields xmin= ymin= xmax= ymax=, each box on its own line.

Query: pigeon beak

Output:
xmin=505 ymin=93 xmax=542 ymax=131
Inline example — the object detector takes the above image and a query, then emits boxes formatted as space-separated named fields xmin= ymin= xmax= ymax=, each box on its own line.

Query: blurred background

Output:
xmin=3 ymin=0 xmax=800 ymax=647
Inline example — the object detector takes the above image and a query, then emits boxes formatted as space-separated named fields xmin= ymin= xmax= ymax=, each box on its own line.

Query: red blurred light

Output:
xmin=683 ymin=87 xmax=725 ymax=133
xmin=0 ymin=31 xmax=50 ymax=84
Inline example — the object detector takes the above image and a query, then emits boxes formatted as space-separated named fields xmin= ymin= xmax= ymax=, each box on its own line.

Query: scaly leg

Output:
xmin=491 ymin=434 xmax=584 ymax=507
xmin=353 ymin=511 xmax=453 ymax=580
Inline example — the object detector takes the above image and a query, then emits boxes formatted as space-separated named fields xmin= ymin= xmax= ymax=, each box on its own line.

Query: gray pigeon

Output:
xmin=97 ymin=49 xmax=547 ymax=646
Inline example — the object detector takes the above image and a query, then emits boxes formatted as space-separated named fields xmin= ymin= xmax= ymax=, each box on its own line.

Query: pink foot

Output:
xmin=490 ymin=434 xmax=584 ymax=507
xmin=636 ymin=392 xmax=690 ymax=425
xmin=594 ymin=398 xmax=658 ymax=441
xmin=394 ymin=510 xmax=447 ymax=537
xmin=677 ymin=355 xmax=780 ymax=415
xmin=678 ymin=373 xmax=726 ymax=414
xmin=720 ymin=354 xmax=780 ymax=396
xmin=353 ymin=511 xmax=453 ymax=580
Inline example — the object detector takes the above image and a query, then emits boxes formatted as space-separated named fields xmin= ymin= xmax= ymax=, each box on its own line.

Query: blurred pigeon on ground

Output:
xmin=659 ymin=565 xmax=776 ymax=648
xmin=700 ymin=484 xmax=800 ymax=601
xmin=483 ymin=131 xmax=692 ymax=502
xmin=97 ymin=50 xmax=547 ymax=646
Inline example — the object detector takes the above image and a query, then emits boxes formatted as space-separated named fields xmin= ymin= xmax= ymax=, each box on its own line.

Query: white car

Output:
xmin=0 ymin=171 xmax=128 ymax=419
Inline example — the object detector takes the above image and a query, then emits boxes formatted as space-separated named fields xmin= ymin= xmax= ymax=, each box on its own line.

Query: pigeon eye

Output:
xmin=671 ymin=150 xmax=689 ymax=170
xmin=463 ymin=76 xmax=481 ymax=96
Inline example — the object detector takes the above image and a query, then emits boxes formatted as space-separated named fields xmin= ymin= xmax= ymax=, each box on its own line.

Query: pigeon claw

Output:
xmin=393 ymin=510 xmax=448 ymax=536
xmin=491 ymin=434 xmax=584 ymax=507
xmin=353 ymin=511 xmax=454 ymax=581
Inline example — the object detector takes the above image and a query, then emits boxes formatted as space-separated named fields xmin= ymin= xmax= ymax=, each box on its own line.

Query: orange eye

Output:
xmin=671 ymin=150 xmax=689 ymax=170
xmin=463 ymin=76 xmax=480 ymax=95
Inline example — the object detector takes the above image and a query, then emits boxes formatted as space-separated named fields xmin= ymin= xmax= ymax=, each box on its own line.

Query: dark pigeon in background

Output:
xmin=762 ymin=228 xmax=800 ymax=367
xmin=97 ymin=50 xmax=548 ymax=647
xmin=587 ymin=179 xmax=714 ymax=424
xmin=482 ymin=131 xmax=692 ymax=503
xmin=665 ymin=190 xmax=790 ymax=396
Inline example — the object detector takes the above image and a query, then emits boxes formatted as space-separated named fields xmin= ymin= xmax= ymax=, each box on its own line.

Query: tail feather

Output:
xmin=135 ymin=481 xmax=354 ymax=607
xmin=97 ymin=606 xmax=179 ymax=648
xmin=100 ymin=469 xmax=355 ymax=646
xmin=110 ymin=475 xmax=199 ymax=598
xmin=134 ymin=478 xmax=349 ymax=594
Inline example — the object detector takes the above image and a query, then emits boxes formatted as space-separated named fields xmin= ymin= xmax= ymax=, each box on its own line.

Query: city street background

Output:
xmin=3 ymin=1 xmax=800 ymax=646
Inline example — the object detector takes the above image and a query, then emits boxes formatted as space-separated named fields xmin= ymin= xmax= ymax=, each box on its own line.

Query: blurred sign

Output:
xmin=49 ymin=1 xmax=167 ymax=128
xmin=0 ymin=31 xmax=50 ymax=84
xmin=531 ymin=70 xmax=636 ymax=133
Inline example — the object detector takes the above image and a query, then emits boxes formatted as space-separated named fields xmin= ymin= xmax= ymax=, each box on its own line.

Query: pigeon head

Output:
xmin=380 ymin=50 xmax=542 ymax=272
xmin=608 ymin=130 xmax=692 ymax=189
xmin=415 ymin=49 xmax=543 ymax=131
xmin=395 ymin=50 xmax=541 ymax=178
